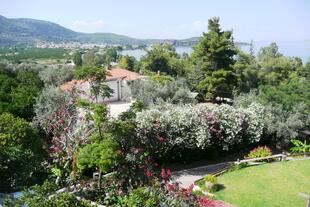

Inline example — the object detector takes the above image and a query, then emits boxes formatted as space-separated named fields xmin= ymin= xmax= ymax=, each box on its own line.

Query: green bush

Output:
xmin=203 ymin=175 xmax=218 ymax=192
xmin=77 ymin=138 xmax=122 ymax=174
xmin=234 ymin=87 xmax=310 ymax=147
xmin=0 ymin=146 xmax=41 ymax=192
xmin=0 ymin=113 xmax=42 ymax=154
xmin=130 ymin=78 xmax=195 ymax=105
xmin=0 ymin=113 xmax=43 ymax=192
xmin=0 ymin=66 xmax=43 ymax=120
xmin=247 ymin=146 xmax=272 ymax=159
xmin=290 ymin=139 xmax=310 ymax=155
xmin=117 ymin=187 xmax=158 ymax=207
xmin=3 ymin=181 xmax=91 ymax=207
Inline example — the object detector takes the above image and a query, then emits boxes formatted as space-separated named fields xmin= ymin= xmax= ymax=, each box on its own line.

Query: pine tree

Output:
xmin=191 ymin=17 xmax=237 ymax=100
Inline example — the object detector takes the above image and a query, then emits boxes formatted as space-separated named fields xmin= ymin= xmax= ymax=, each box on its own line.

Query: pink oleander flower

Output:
xmin=145 ymin=168 xmax=152 ymax=177
xmin=161 ymin=168 xmax=167 ymax=179
xmin=167 ymin=183 xmax=177 ymax=192
xmin=157 ymin=135 xmax=165 ymax=142
xmin=161 ymin=168 xmax=171 ymax=180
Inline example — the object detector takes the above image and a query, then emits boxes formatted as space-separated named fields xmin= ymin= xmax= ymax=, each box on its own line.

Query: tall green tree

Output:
xmin=233 ymin=49 xmax=259 ymax=93
xmin=297 ymin=58 xmax=310 ymax=78
xmin=0 ymin=112 xmax=43 ymax=192
xmin=118 ymin=55 xmax=136 ymax=71
xmin=257 ymin=43 xmax=296 ymax=85
xmin=140 ymin=44 xmax=185 ymax=76
xmin=0 ymin=66 xmax=43 ymax=120
xmin=82 ymin=51 xmax=101 ymax=67
xmin=72 ymin=51 xmax=83 ymax=66
xmin=103 ymin=47 xmax=118 ymax=65
xmin=191 ymin=17 xmax=237 ymax=100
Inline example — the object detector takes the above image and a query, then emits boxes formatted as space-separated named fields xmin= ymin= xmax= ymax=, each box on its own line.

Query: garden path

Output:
xmin=172 ymin=162 xmax=233 ymax=188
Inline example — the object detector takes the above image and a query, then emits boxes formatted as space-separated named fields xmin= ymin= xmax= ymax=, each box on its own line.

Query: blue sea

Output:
xmin=121 ymin=41 xmax=310 ymax=64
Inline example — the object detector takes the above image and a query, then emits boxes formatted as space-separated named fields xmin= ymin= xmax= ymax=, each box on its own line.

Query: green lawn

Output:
xmin=214 ymin=159 xmax=310 ymax=207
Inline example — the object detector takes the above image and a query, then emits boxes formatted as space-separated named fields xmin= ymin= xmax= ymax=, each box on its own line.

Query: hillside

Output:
xmin=0 ymin=15 xmax=248 ymax=47
xmin=0 ymin=15 xmax=78 ymax=46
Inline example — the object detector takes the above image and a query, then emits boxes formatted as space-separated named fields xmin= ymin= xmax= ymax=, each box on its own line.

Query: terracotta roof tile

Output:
xmin=60 ymin=68 xmax=142 ymax=91
xmin=106 ymin=67 xmax=141 ymax=81
xmin=60 ymin=79 xmax=86 ymax=91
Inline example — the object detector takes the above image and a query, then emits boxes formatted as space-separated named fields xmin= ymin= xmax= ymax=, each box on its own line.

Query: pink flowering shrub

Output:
xmin=247 ymin=146 xmax=272 ymax=159
xmin=46 ymin=103 xmax=89 ymax=185
xmin=135 ymin=103 xmax=266 ymax=155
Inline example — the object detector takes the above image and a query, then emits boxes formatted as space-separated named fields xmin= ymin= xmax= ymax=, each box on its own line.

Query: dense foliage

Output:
xmin=39 ymin=64 xmax=73 ymax=86
xmin=135 ymin=103 xmax=266 ymax=158
xmin=77 ymin=138 xmax=122 ymax=174
xmin=0 ymin=146 xmax=41 ymax=192
xmin=246 ymin=146 xmax=272 ymax=159
xmin=3 ymin=181 xmax=92 ymax=207
xmin=0 ymin=63 xmax=43 ymax=120
xmin=1 ymin=16 xmax=309 ymax=207
xmin=130 ymin=77 xmax=196 ymax=105
xmin=0 ymin=113 xmax=43 ymax=192
xmin=118 ymin=55 xmax=137 ymax=71
xmin=140 ymin=44 xmax=186 ymax=76
xmin=191 ymin=17 xmax=236 ymax=100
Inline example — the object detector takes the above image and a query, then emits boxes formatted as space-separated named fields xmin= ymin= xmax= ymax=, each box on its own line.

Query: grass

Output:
xmin=0 ymin=48 xmax=69 ymax=62
xmin=213 ymin=159 xmax=310 ymax=207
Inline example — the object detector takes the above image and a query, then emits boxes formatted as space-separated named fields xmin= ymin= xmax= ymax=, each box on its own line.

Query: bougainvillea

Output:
xmin=135 ymin=103 xmax=266 ymax=155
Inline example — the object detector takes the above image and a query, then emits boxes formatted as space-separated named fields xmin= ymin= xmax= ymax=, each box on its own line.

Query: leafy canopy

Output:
xmin=191 ymin=17 xmax=237 ymax=100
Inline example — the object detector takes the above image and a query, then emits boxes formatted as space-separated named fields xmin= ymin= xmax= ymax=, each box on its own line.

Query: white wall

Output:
xmin=75 ymin=78 xmax=133 ymax=102
xmin=104 ymin=79 xmax=121 ymax=102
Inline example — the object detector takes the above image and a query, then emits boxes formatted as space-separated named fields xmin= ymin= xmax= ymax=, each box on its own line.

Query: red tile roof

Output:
xmin=60 ymin=68 xmax=142 ymax=91
xmin=60 ymin=79 xmax=86 ymax=91
xmin=106 ymin=67 xmax=141 ymax=81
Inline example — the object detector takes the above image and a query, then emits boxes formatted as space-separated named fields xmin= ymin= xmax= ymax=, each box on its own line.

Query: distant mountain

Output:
xmin=0 ymin=15 xmax=248 ymax=47
xmin=0 ymin=15 xmax=78 ymax=46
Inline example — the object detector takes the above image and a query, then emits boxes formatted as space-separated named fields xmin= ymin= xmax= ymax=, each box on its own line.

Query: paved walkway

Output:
xmin=172 ymin=162 xmax=233 ymax=188
xmin=108 ymin=101 xmax=133 ymax=117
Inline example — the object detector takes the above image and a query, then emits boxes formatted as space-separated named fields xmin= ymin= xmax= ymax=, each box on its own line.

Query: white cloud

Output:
xmin=71 ymin=19 xmax=104 ymax=33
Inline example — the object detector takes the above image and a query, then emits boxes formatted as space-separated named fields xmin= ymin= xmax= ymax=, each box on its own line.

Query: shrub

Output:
xmin=39 ymin=65 xmax=73 ymax=86
xmin=77 ymin=138 xmax=123 ymax=189
xmin=135 ymin=103 xmax=266 ymax=157
xmin=263 ymin=103 xmax=308 ymax=147
xmin=0 ymin=146 xmax=41 ymax=192
xmin=247 ymin=146 xmax=272 ymax=159
xmin=234 ymin=76 xmax=310 ymax=148
xmin=0 ymin=113 xmax=42 ymax=154
xmin=130 ymin=78 xmax=196 ymax=106
xmin=290 ymin=139 xmax=310 ymax=155
xmin=33 ymin=86 xmax=73 ymax=131
xmin=117 ymin=187 xmax=158 ymax=207
xmin=203 ymin=175 xmax=218 ymax=192
xmin=0 ymin=67 xmax=43 ymax=120
xmin=3 ymin=182 xmax=91 ymax=207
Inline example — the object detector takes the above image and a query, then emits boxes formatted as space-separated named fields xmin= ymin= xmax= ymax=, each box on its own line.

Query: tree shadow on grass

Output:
xmin=215 ymin=183 xmax=226 ymax=192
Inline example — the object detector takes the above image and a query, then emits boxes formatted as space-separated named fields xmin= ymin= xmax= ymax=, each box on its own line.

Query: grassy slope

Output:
xmin=214 ymin=160 xmax=310 ymax=207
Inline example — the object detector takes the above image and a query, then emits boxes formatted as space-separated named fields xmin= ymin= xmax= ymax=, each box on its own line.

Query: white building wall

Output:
xmin=104 ymin=79 xmax=121 ymax=102
xmin=121 ymin=80 xmax=132 ymax=101
xmin=74 ymin=78 xmax=134 ymax=103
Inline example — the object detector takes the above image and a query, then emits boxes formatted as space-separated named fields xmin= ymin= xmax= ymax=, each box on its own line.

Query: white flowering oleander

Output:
xmin=135 ymin=103 xmax=266 ymax=154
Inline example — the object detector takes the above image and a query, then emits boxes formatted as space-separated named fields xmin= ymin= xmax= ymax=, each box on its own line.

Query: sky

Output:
xmin=0 ymin=0 xmax=309 ymax=42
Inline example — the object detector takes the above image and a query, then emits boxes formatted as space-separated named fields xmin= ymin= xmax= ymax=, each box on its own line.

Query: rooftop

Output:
xmin=60 ymin=67 xmax=143 ymax=91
